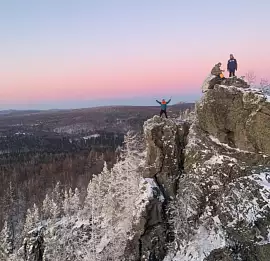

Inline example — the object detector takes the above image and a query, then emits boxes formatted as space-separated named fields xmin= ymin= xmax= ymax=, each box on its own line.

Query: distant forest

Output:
xmin=0 ymin=132 xmax=124 ymax=229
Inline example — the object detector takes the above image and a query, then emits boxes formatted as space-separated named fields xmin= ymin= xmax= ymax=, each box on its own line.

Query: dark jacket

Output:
xmin=227 ymin=59 xmax=237 ymax=71
xmin=156 ymin=99 xmax=171 ymax=110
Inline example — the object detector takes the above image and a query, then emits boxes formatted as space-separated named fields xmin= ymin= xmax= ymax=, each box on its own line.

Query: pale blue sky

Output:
xmin=0 ymin=0 xmax=269 ymax=109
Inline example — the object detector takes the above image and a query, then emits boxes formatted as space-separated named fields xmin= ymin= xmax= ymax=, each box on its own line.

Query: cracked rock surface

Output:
xmin=197 ymin=85 xmax=270 ymax=154
xmin=134 ymin=83 xmax=270 ymax=261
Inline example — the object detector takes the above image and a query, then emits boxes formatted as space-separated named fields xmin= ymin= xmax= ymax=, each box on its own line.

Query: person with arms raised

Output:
xmin=156 ymin=98 xmax=171 ymax=118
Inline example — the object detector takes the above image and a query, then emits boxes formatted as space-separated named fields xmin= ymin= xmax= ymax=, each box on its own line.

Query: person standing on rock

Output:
xmin=156 ymin=98 xmax=171 ymax=118
xmin=227 ymin=54 xmax=238 ymax=77
xmin=211 ymin=63 xmax=225 ymax=79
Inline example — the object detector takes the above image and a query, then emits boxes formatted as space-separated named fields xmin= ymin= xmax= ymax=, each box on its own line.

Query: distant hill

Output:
xmin=0 ymin=109 xmax=43 ymax=116
xmin=0 ymin=103 xmax=195 ymax=135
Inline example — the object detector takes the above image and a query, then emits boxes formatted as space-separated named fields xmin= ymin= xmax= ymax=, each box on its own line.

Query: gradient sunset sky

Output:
xmin=1 ymin=0 xmax=270 ymax=109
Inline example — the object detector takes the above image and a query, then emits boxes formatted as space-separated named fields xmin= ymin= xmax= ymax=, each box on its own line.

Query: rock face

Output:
xmin=138 ymin=79 xmax=270 ymax=261
xmin=130 ymin=116 xmax=189 ymax=261
xmin=162 ymin=82 xmax=270 ymax=261
xmin=202 ymin=74 xmax=217 ymax=93
xmin=202 ymin=75 xmax=249 ymax=93
xmin=143 ymin=116 xmax=189 ymax=199
xmin=20 ymin=227 xmax=45 ymax=261
xmin=8 ymin=79 xmax=270 ymax=261
xmin=197 ymin=84 xmax=270 ymax=154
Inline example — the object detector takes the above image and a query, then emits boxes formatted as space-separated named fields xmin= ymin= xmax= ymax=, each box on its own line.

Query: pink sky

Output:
xmin=1 ymin=54 xmax=269 ymax=103
xmin=1 ymin=1 xmax=270 ymax=109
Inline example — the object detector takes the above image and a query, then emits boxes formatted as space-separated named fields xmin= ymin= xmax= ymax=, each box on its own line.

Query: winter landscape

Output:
xmin=1 ymin=1 xmax=270 ymax=261
xmin=1 ymin=78 xmax=270 ymax=260
xmin=0 ymin=104 xmax=194 ymax=260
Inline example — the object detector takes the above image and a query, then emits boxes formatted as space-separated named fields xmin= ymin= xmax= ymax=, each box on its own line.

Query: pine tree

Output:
xmin=63 ymin=189 xmax=72 ymax=216
xmin=51 ymin=199 xmax=61 ymax=219
xmin=0 ymin=220 xmax=14 ymax=258
xmin=51 ymin=181 xmax=64 ymax=216
xmin=82 ymin=132 xmax=143 ymax=260
xmin=32 ymin=204 xmax=40 ymax=224
xmin=22 ymin=204 xmax=40 ymax=237
xmin=42 ymin=194 xmax=53 ymax=220
xmin=71 ymin=188 xmax=81 ymax=214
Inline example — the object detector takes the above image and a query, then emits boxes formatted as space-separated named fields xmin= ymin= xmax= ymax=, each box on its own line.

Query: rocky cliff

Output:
xmin=160 ymin=80 xmax=270 ymax=260
xmin=3 ymin=78 xmax=270 ymax=261
xmin=198 ymin=84 xmax=270 ymax=154
xmin=131 ymin=78 xmax=270 ymax=261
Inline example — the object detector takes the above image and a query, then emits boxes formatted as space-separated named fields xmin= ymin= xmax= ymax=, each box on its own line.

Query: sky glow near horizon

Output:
xmin=0 ymin=0 xmax=270 ymax=109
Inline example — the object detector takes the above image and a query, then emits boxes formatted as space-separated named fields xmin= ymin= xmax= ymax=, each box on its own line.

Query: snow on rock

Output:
xmin=252 ymin=172 xmax=270 ymax=190
xmin=144 ymin=178 xmax=165 ymax=202
xmin=132 ymin=177 xmax=160 ymax=223
xmin=204 ymin=154 xmax=237 ymax=165
xmin=164 ymin=79 xmax=270 ymax=261
xmin=6 ymin=79 xmax=270 ymax=261
xmin=165 ymin=224 xmax=226 ymax=261
xmin=197 ymin=83 xmax=270 ymax=155
xmin=209 ymin=135 xmax=252 ymax=154
xmin=143 ymin=115 xmax=188 ymax=199
xmin=202 ymin=74 xmax=216 ymax=93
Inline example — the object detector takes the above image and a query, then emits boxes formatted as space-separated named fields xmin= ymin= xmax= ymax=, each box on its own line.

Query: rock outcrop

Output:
xmin=197 ymin=84 xmax=270 ymax=154
xmin=133 ymin=81 xmax=270 ymax=260
xmin=127 ymin=117 xmax=189 ymax=261
xmin=8 ymin=77 xmax=270 ymax=261
xmin=202 ymin=75 xmax=249 ymax=93
xmin=162 ymin=80 xmax=270 ymax=261
xmin=19 ymin=227 xmax=45 ymax=261
xmin=143 ymin=116 xmax=189 ymax=199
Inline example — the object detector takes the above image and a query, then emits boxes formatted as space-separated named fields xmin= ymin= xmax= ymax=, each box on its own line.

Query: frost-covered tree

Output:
xmin=51 ymin=200 xmax=61 ymax=219
xmin=63 ymin=189 xmax=72 ymax=217
xmin=63 ymin=188 xmax=81 ymax=217
xmin=41 ymin=183 xmax=64 ymax=221
xmin=51 ymin=182 xmax=64 ymax=217
xmin=81 ymin=132 xmax=144 ymax=260
xmin=260 ymin=78 xmax=270 ymax=95
xmin=245 ymin=71 xmax=256 ymax=85
xmin=41 ymin=194 xmax=52 ymax=220
xmin=15 ymin=132 xmax=146 ymax=261
xmin=177 ymin=108 xmax=195 ymax=123
xmin=23 ymin=204 xmax=40 ymax=237
xmin=0 ymin=220 xmax=14 ymax=258
xmin=71 ymin=188 xmax=81 ymax=212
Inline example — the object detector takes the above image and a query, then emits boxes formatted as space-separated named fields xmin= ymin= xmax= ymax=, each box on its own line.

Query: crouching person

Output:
xmin=202 ymin=62 xmax=226 ymax=92
xmin=211 ymin=62 xmax=225 ymax=79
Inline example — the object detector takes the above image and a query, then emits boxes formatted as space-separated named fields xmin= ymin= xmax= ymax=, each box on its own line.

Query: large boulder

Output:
xmin=202 ymin=75 xmax=250 ymax=93
xmin=197 ymin=84 xmax=270 ymax=154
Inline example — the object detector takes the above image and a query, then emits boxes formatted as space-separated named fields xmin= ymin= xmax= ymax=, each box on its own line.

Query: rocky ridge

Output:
xmin=128 ymin=77 xmax=270 ymax=260
xmin=151 ymin=78 xmax=270 ymax=260
xmin=3 ymin=77 xmax=270 ymax=261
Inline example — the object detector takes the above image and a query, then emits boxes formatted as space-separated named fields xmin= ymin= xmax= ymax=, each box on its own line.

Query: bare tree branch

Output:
xmin=260 ymin=78 xmax=270 ymax=88
xmin=245 ymin=71 xmax=256 ymax=85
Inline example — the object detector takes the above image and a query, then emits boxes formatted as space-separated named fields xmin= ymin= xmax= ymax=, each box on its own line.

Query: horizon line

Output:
xmin=0 ymin=101 xmax=198 ymax=112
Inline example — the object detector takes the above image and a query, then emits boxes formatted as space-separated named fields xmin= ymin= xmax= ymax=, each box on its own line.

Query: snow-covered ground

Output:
xmin=83 ymin=134 xmax=100 ymax=139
